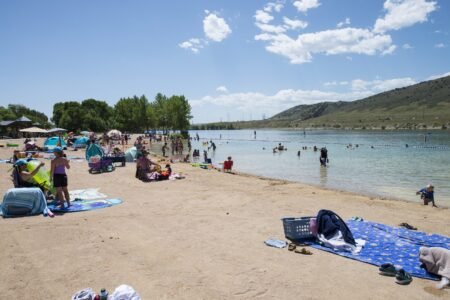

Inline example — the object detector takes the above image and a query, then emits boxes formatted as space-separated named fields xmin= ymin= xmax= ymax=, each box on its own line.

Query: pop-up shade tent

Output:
xmin=125 ymin=147 xmax=137 ymax=162
xmin=44 ymin=136 xmax=67 ymax=150
xmin=73 ymin=136 xmax=89 ymax=149
xmin=85 ymin=143 xmax=104 ymax=161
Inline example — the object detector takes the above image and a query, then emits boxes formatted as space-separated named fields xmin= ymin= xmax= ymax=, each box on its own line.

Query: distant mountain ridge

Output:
xmin=225 ymin=75 xmax=450 ymax=130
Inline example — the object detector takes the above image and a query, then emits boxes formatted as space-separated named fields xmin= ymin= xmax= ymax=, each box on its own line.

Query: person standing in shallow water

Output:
xmin=319 ymin=147 xmax=328 ymax=167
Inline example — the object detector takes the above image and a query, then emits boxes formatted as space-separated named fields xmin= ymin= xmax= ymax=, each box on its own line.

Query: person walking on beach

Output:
xmin=416 ymin=184 xmax=437 ymax=207
xmin=162 ymin=142 xmax=169 ymax=157
xmin=50 ymin=147 xmax=71 ymax=208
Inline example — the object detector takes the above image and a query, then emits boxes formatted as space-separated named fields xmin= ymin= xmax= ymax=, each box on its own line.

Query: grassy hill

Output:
xmin=219 ymin=75 xmax=450 ymax=130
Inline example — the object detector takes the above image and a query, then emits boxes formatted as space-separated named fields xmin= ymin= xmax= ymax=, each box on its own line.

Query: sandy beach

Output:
xmin=0 ymin=138 xmax=449 ymax=299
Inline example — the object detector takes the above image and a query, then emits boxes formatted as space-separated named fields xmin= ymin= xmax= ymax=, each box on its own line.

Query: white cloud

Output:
xmin=216 ymin=86 xmax=229 ymax=93
xmin=283 ymin=17 xmax=308 ymax=30
xmin=264 ymin=2 xmax=284 ymax=12
xmin=435 ymin=43 xmax=446 ymax=48
xmin=192 ymin=75 xmax=422 ymax=119
xmin=293 ymin=0 xmax=321 ymax=13
xmin=381 ymin=44 xmax=397 ymax=55
xmin=337 ymin=18 xmax=351 ymax=28
xmin=402 ymin=43 xmax=413 ymax=49
xmin=373 ymin=0 xmax=437 ymax=33
xmin=255 ymin=28 xmax=394 ymax=64
xmin=179 ymin=38 xmax=205 ymax=53
xmin=351 ymin=77 xmax=416 ymax=92
xmin=203 ymin=13 xmax=232 ymax=42
xmin=255 ymin=22 xmax=287 ymax=34
xmin=255 ymin=10 xmax=274 ymax=24
xmin=426 ymin=72 xmax=450 ymax=80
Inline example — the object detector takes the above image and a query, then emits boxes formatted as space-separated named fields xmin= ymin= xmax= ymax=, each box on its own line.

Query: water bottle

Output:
xmin=99 ymin=288 xmax=108 ymax=300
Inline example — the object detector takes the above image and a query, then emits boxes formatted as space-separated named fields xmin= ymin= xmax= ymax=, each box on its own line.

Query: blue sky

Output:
xmin=0 ymin=0 xmax=449 ymax=123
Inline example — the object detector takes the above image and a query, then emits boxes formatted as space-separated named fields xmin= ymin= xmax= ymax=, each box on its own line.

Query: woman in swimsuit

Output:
xmin=51 ymin=147 xmax=71 ymax=208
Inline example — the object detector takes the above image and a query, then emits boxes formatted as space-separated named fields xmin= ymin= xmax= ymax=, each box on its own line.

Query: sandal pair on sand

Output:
xmin=399 ymin=223 xmax=417 ymax=230
xmin=379 ymin=263 xmax=412 ymax=285
xmin=288 ymin=243 xmax=313 ymax=255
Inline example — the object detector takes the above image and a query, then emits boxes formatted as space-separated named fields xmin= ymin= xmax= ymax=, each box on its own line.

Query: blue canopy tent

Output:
xmin=44 ymin=136 xmax=67 ymax=150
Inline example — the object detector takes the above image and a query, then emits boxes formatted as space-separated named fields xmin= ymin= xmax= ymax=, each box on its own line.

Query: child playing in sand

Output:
xmin=50 ymin=147 xmax=71 ymax=208
xmin=223 ymin=156 xmax=233 ymax=173
xmin=416 ymin=184 xmax=436 ymax=207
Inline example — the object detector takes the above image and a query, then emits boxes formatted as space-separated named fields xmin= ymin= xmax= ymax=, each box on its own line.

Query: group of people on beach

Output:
xmin=12 ymin=146 xmax=71 ymax=208
xmin=7 ymin=132 xmax=437 ymax=208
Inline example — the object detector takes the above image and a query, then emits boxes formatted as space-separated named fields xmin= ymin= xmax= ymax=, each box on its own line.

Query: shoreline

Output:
xmin=0 ymin=143 xmax=449 ymax=299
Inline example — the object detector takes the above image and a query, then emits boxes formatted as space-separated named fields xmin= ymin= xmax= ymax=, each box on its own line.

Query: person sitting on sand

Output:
xmin=12 ymin=159 xmax=45 ymax=189
xmin=223 ymin=156 xmax=233 ymax=173
xmin=136 ymin=150 xmax=161 ymax=182
xmin=416 ymin=184 xmax=437 ymax=207
xmin=159 ymin=164 xmax=172 ymax=180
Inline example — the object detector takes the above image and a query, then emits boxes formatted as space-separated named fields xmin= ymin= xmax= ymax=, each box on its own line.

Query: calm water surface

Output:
xmin=189 ymin=130 xmax=450 ymax=207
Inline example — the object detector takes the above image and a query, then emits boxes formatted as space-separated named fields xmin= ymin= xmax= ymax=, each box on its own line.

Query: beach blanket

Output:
xmin=69 ymin=188 xmax=107 ymax=200
xmin=48 ymin=198 xmax=122 ymax=212
xmin=309 ymin=220 xmax=450 ymax=280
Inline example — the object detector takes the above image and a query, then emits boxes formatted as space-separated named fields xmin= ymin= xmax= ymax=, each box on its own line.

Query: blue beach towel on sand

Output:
xmin=309 ymin=220 xmax=450 ymax=280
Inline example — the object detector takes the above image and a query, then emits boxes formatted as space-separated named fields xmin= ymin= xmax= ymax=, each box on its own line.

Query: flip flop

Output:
xmin=379 ymin=263 xmax=397 ymax=277
xmin=295 ymin=247 xmax=313 ymax=255
xmin=399 ymin=223 xmax=417 ymax=230
xmin=288 ymin=243 xmax=296 ymax=251
xmin=395 ymin=269 xmax=413 ymax=285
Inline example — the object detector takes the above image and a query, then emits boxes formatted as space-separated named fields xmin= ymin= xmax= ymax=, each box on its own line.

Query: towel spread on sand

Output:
xmin=309 ymin=220 xmax=450 ymax=280
xmin=69 ymin=189 xmax=107 ymax=200
xmin=419 ymin=247 xmax=450 ymax=278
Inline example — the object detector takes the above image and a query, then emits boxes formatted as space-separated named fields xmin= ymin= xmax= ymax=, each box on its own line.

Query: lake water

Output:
xmin=189 ymin=130 xmax=450 ymax=207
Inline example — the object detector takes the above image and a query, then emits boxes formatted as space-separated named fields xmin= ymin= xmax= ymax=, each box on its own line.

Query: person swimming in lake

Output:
xmin=416 ymin=184 xmax=437 ymax=207
xmin=50 ymin=147 xmax=71 ymax=208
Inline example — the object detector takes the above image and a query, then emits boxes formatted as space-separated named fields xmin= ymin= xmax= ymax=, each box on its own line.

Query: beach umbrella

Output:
xmin=47 ymin=127 xmax=67 ymax=133
xmin=19 ymin=127 xmax=48 ymax=133
xmin=107 ymin=129 xmax=122 ymax=138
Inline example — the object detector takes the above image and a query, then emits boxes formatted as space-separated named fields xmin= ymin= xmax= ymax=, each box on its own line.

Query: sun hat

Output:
xmin=427 ymin=184 xmax=434 ymax=189
xmin=53 ymin=146 xmax=63 ymax=153
xmin=14 ymin=159 xmax=28 ymax=167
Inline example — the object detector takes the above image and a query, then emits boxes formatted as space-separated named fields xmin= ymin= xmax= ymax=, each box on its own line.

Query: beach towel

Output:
xmin=69 ymin=188 xmax=107 ymax=200
xmin=47 ymin=198 xmax=122 ymax=212
xmin=309 ymin=220 xmax=450 ymax=280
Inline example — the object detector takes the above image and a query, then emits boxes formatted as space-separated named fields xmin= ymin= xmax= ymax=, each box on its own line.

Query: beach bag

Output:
xmin=71 ymin=288 xmax=95 ymax=300
xmin=110 ymin=284 xmax=141 ymax=300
